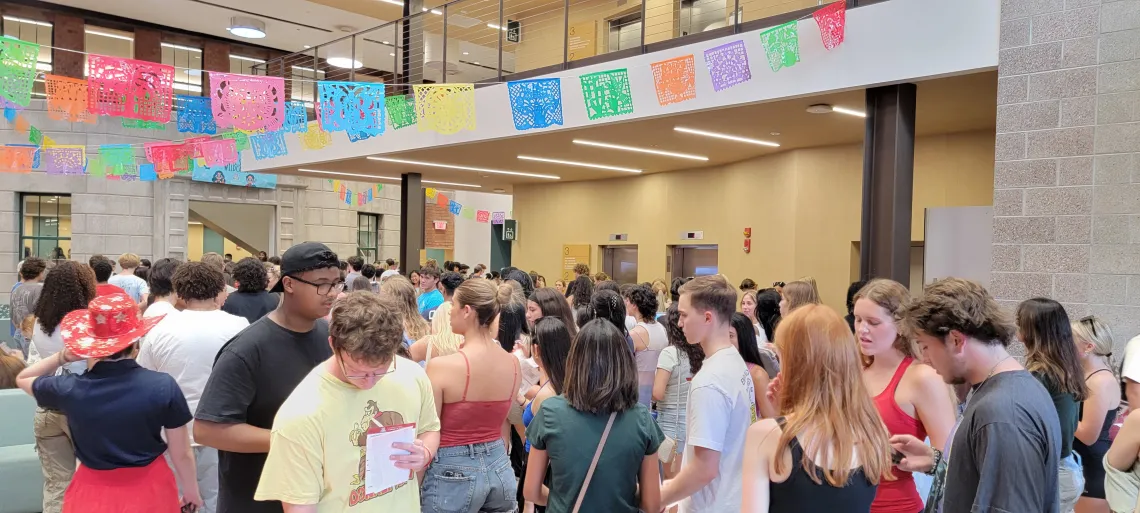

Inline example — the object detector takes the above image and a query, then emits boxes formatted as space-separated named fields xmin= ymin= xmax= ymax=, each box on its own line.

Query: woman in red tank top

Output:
xmin=853 ymin=280 xmax=957 ymax=513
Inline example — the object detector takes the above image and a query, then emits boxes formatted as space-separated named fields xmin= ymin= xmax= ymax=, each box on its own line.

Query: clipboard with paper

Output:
xmin=365 ymin=421 xmax=416 ymax=495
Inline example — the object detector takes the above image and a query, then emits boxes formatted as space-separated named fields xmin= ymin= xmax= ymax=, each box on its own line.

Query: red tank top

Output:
xmin=439 ymin=351 xmax=518 ymax=448
xmin=871 ymin=357 xmax=927 ymax=513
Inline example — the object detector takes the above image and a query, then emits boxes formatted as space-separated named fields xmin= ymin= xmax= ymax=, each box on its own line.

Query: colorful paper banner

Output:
xmin=436 ymin=193 xmax=449 ymax=207
xmin=507 ymin=78 xmax=564 ymax=131
xmin=250 ymin=130 xmax=288 ymax=160
xmin=299 ymin=121 xmax=332 ymax=150
xmin=476 ymin=210 xmax=490 ymax=223
xmin=651 ymin=55 xmax=697 ymax=106
xmin=176 ymin=95 xmax=218 ymax=134
xmin=45 ymin=75 xmax=95 ymax=123
xmin=0 ymin=36 xmax=40 ymax=107
xmin=425 ymin=187 xmax=437 ymax=199
xmin=43 ymin=146 xmax=86 ymax=175
xmin=705 ymin=40 xmax=751 ymax=91
xmin=579 ymin=69 xmax=633 ymax=120
xmin=491 ymin=211 xmax=506 ymax=225
xmin=448 ymin=200 xmax=462 ymax=216
xmin=814 ymin=2 xmax=847 ymax=50
xmin=87 ymin=55 xmax=175 ymax=121
xmin=282 ymin=100 xmax=308 ymax=133
xmin=318 ymin=82 xmax=386 ymax=141
xmin=209 ymin=72 xmax=286 ymax=132
xmin=385 ymin=94 xmax=417 ymax=130
xmin=759 ymin=21 xmax=801 ymax=72
xmin=0 ymin=145 xmax=35 ymax=173
xmin=414 ymin=84 xmax=476 ymax=135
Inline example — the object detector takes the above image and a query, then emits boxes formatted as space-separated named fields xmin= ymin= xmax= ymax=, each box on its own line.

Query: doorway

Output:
xmin=601 ymin=245 xmax=638 ymax=284
xmin=668 ymin=245 xmax=719 ymax=281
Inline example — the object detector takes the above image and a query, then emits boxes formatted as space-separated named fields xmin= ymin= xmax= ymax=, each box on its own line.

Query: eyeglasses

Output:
xmin=338 ymin=353 xmax=396 ymax=381
xmin=286 ymin=275 xmax=345 ymax=296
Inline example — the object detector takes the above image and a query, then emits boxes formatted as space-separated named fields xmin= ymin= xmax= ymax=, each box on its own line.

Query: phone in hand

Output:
xmin=181 ymin=504 xmax=197 ymax=513
xmin=891 ymin=449 xmax=904 ymax=465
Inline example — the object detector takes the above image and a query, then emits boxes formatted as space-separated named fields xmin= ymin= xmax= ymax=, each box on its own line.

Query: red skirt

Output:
xmin=62 ymin=457 xmax=181 ymax=513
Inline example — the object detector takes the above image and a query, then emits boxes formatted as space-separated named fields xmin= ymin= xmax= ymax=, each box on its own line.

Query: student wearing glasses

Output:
xmin=195 ymin=242 xmax=343 ymax=513
xmin=256 ymin=292 xmax=441 ymax=512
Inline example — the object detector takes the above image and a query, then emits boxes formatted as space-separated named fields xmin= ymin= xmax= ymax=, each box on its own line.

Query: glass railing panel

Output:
xmin=441 ymin=0 xmax=505 ymax=82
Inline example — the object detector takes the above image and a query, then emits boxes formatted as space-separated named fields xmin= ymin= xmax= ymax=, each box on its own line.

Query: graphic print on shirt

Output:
xmin=741 ymin=370 xmax=758 ymax=423
xmin=348 ymin=400 xmax=411 ymax=506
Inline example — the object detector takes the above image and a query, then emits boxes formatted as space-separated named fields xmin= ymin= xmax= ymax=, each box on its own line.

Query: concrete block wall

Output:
xmin=299 ymin=176 xmax=402 ymax=262
xmin=994 ymin=0 xmax=1140 ymax=351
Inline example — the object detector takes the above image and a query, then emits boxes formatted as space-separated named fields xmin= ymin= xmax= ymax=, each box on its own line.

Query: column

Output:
xmin=202 ymin=40 xmax=230 ymax=94
xmin=858 ymin=83 xmax=916 ymax=287
xmin=52 ymin=14 xmax=84 ymax=79
xmin=401 ymin=0 xmax=424 ymax=93
xmin=400 ymin=173 xmax=424 ymax=271
xmin=134 ymin=28 xmax=162 ymax=63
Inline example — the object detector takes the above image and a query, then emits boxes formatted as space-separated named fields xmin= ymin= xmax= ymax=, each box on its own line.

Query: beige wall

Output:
xmin=512 ymin=130 xmax=996 ymax=310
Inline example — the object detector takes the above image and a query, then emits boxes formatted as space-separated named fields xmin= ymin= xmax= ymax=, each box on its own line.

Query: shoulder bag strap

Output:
xmin=573 ymin=411 xmax=618 ymax=513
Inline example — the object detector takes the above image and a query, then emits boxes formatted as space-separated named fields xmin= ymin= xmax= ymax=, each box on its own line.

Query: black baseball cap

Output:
xmin=270 ymin=242 xmax=340 ymax=293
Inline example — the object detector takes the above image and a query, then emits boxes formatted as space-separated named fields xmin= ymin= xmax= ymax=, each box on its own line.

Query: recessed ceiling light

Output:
xmin=473 ymin=62 xmax=480 ymax=65
xmin=517 ymin=155 xmax=641 ymax=173
xmin=487 ymin=23 xmax=507 ymax=31
xmin=297 ymin=168 xmax=483 ymax=188
xmin=389 ymin=53 xmax=396 ymax=57
xmin=674 ymin=127 xmax=779 ymax=147
xmin=463 ymin=51 xmax=470 ymax=55
xmin=831 ymin=106 xmax=867 ymax=118
xmin=376 ymin=0 xmax=403 ymax=5
xmin=493 ymin=188 xmax=506 ymax=193
xmin=572 ymin=140 xmax=708 ymax=161
xmin=382 ymin=40 xmax=390 ymax=44
xmin=367 ymin=156 xmax=560 ymax=179
xmin=304 ymin=45 xmax=311 ymax=49
xmin=227 ymin=16 xmax=267 ymax=39
xmin=770 ymin=132 xmax=780 ymax=136
xmin=327 ymin=57 xmax=363 ymax=69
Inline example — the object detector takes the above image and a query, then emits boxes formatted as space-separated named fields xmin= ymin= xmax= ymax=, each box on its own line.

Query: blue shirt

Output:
xmin=33 ymin=359 xmax=192 ymax=470
xmin=108 ymin=274 xmax=150 ymax=303
xmin=417 ymin=289 xmax=444 ymax=321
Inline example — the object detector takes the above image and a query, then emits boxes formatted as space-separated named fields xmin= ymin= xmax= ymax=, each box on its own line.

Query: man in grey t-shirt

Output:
xmin=891 ymin=278 xmax=1061 ymax=513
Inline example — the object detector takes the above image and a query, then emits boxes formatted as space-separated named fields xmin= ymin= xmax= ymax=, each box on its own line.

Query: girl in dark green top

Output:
xmin=524 ymin=319 xmax=664 ymax=513
xmin=1017 ymin=297 xmax=1087 ymax=512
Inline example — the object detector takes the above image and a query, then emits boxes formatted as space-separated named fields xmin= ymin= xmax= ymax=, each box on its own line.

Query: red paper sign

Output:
xmin=87 ymin=55 xmax=175 ymax=122
xmin=476 ymin=210 xmax=490 ymax=223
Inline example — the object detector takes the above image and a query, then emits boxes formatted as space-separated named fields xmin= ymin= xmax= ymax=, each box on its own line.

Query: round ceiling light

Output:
xmin=228 ymin=17 xmax=266 ymax=39
xmin=806 ymin=103 xmax=833 ymax=114
xmin=327 ymin=57 xmax=363 ymax=69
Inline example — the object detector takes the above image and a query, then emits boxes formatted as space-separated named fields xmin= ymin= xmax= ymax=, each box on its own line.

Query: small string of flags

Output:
xmin=329 ymin=179 xmax=384 ymax=207
xmin=425 ymin=187 xmax=507 ymax=225
xmin=0 ymin=2 xmax=845 ymax=182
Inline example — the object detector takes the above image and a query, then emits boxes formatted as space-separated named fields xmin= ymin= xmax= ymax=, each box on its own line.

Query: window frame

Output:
xmin=19 ymin=193 xmax=72 ymax=261
xmin=357 ymin=213 xmax=380 ymax=261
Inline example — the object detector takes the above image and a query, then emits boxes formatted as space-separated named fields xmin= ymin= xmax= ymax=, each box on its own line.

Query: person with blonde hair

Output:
xmin=110 ymin=253 xmax=150 ymax=305
xmin=853 ymin=279 xmax=955 ymax=513
xmin=409 ymin=272 xmax=465 ymax=364
xmin=422 ymin=279 xmax=521 ymax=512
xmin=382 ymin=275 xmax=432 ymax=347
xmin=652 ymin=279 xmax=669 ymax=313
xmin=778 ymin=280 xmax=821 ymax=316
xmin=743 ymin=304 xmax=892 ymax=511
xmin=1071 ymin=316 xmax=1119 ymax=513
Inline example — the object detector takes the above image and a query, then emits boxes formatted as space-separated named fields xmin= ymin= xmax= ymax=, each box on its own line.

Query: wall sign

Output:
xmin=433 ymin=220 xmax=447 ymax=230
xmin=506 ymin=20 xmax=522 ymax=43
xmin=502 ymin=219 xmax=517 ymax=241
xmin=567 ymin=21 xmax=597 ymax=61
xmin=562 ymin=244 xmax=590 ymax=281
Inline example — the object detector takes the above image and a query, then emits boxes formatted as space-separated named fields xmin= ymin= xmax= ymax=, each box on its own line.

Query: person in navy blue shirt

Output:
xmin=16 ymin=292 xmax=202 ymax=513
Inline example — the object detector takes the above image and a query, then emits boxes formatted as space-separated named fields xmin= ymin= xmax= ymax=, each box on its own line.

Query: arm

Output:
xmin=1076 ymin=373 xmax=1119 ymax=446
xmin=409 ymin=336 xmax=430 ymax=363
xmin=751 ymin=368 xmax=778 ymax=419
xmin=193 ymin=350 xmax=269 ymax=453
xmin=523 ymin=449 xmax=550 ymax=506
xmin=660 ymin=446 xmax=720 ymax=507
xmin=165 ymin=426 xmax=202 ymax=507
xmin=653 ymin=368 xmax=672 ymax=403
xmin=637 ymin=454 xmax=661 ymax=513
xmin=194 ymin=421 xmax=270 ymax=453
xmin=741 ymin=420 xmax=778 ymax=513
xmin=282 ymin=506 xmax=317 ymax=513
xmin=1107 ymin=410 xmax=1140 ymax=471
xmin=911 ymin=365 xmax=958 ymax=451
xmin=16 ymin=349 xmax=76 ymax=396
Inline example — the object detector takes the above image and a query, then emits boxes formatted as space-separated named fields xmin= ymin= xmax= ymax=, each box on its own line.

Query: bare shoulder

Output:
xmin=903 ymin=360 xmax=944 ymax=389
xmin=747 ymin=417 xmax=782 ymax=443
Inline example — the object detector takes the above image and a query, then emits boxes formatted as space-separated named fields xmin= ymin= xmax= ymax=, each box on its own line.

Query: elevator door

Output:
xmin=602 ymin=245 xmax=639 ymax=284
xmin=669 ymin=245 xmax=719 ymax=281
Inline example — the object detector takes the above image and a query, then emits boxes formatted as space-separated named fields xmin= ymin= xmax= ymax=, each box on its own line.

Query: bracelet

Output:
xmin=923 ymin=447 xmax=943 ymax=476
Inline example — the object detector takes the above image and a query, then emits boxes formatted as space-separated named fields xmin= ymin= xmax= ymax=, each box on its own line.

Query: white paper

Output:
xmin=365 ymin=423 xmax=416 ymax=495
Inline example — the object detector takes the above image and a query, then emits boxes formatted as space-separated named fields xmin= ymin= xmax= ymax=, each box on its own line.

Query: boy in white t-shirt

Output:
xmin=660 ymin=275 xmax=756 ymax=513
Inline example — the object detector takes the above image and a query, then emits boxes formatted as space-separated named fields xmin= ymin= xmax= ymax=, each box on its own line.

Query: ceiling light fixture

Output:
xmin=2 ymin=16 xmax=51 ymax=27
xmin=831 ymin=106 xmax=867 ymax=118
xmin=390 ymin=53 xmax=396 ymax=56
xmin=572 ymin=139 xmax=708 ymax=161
xmin=376 ymin=0 xmax=404 ymax=5
xmin=230 ymin=54 xmax=266 ymax=64
xmin=486 ymin=23 xmax=508 ymax=31
xmin=228 ymin=16 xmax=267 ymax=39
xmin=84 ymin=29 xmax=134 ymax=41
xmin=367 ymin=156 xmax=560 ymax=180
xmin=327 ymin=57 xmax=363 ymax=69
xmin=297 ymin=168 xmax=483 ymax=188
xmin=673 ymin=127 xmax=779 ymax=147
xmin=382 ymin=40 xmax=391 ymax=44
xmin=517 ymin=155 xmax=641 ymax=173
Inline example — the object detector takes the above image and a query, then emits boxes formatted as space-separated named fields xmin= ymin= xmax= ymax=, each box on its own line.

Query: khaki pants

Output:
xmin=33 ymin=409 xmax=75 ymax=513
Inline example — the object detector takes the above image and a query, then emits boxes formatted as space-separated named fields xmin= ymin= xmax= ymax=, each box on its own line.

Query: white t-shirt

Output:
xmin=144 ymin=300 xmax=178 ymax=319
xmin=108 ymin=273 xmax=150 ymax=303
xmin=136 ymin=309 xmax=249 ymax=445
xmin=680 ymin=345 xmax=756 ymax=513
xmin=1122 ymin=335 xmax=1140 ymax=387
xmin=29 ymin=324 xmax=87 ymax=375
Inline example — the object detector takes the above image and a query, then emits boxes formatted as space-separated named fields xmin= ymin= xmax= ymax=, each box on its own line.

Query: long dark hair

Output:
xmin=665 ymin=303 xmax=704 ymax=374
xmin=563 ymin=319 xmax=638 ymax=414
xmin=1018 ymin=298 xmax=1087 ymax=401
xmin=731 ymin=313 xmax=766 ymax=368
xmin=35 ymin=261 xmax=97 ymax=335
xmin=530 ymin=287 xmax=577 ymax=337
xmin=755 ymin=288 xmax=782 ymax=341
xmin=569 ymin=275 xmax=593 ymax=308
xmin=496 ymin=282 xmax=528 ymax=352
xmin=533 ymin=317 xmax=573 ymax=394
xmin=589 ymin=290 xmax=627 ymax=337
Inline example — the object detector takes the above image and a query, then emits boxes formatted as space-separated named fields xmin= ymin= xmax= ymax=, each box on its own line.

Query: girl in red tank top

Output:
xmin=853 ymin=280 xmax=957 ymax=513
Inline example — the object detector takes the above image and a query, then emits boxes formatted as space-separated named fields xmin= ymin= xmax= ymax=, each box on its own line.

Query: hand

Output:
xmin=391 ymin=439 xmax=431 ymax=472
xmin=513 ymin=341 xmax=531 ymax=359
xmin=59 ymin=348 xmax=83 ymax=364
xmin=766 ymin=373 xmax=782 ymax=404
xmin=181 ymin=488 xmax=204 ymax=510
xmin=889 ymin=434 xmax=934 ymax=473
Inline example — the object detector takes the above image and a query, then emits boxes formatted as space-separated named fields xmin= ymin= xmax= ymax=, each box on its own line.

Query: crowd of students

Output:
xmin=4 ymin=245 xmax=1140 ymax=513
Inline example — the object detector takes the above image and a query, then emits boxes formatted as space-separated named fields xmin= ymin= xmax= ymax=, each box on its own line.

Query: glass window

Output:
xmin=290 ymin=64 xmax=325 ymax=107
xmin=229 ymin=54 xmax=265 ymax=75
xmin=20 ymin=194 xmax=71 ymax=261
xmin=162 ymin=42 xmax=202 ymax=95
xmin=357 ymin=213 xmax=379 ymax=262
xmin=84 ymin=26 xmax=134 ymax=60
xmin=2 ymin=16 xmax=52 ymax=97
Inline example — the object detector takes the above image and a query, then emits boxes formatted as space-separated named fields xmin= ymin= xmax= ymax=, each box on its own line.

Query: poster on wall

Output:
xmin=562 ymin=244 xmax=590 ymax=281
xmin=190 ymin=161 xmax=278 ymax=189
xmin=567 ymin=21 xmax=597 ymax=61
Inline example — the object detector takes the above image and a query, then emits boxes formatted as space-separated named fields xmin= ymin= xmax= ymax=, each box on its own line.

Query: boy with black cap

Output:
xmin=195 ymin=242 xmax=344 ymax=513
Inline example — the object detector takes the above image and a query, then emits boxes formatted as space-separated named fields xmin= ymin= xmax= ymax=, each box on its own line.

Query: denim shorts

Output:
xmin=421 ymin=440 xmax=517 ymax=513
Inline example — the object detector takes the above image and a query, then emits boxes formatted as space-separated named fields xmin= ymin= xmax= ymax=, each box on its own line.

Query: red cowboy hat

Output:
xmin=59 ymin=292 xmax=165 ymax=359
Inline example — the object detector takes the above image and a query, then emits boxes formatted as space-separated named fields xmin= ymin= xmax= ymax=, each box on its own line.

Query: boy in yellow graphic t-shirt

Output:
xmin=255 ymin=292 xmax=442 ymax=512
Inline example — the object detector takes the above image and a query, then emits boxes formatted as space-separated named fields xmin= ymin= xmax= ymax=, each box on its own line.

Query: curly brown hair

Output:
xmin=35 ymin=260 xmax=97 ymax=334
xmin=901 ymin=277 xmax=1016 ymax=347
xmin=330 ymin=292 xmax=405 ymax=365
xmin=173 ymin=262 xmax=225 ymax=301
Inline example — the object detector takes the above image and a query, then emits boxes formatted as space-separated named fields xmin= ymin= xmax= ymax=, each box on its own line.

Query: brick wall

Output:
xmin=994 ymin=0 xmax=1140 ymax=352
xmin=425 ymin=193 xmax=456 ymax=250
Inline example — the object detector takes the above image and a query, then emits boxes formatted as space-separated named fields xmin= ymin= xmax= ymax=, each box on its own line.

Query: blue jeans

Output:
xmin=421 ymin=440 xmax=517 ymax=513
